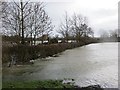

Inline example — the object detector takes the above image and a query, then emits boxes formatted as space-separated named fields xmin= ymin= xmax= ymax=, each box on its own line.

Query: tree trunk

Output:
xmin=30 ymin=33 xmax=33 ymax=45
xmin=34 ymin=35 xmax=36 ymax=45
xmin=20 ymin=0 xmax=24 ymax=44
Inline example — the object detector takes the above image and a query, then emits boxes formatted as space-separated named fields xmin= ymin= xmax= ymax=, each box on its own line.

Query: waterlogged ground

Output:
xmin=3 ymin=42 xmax=118 ymax=88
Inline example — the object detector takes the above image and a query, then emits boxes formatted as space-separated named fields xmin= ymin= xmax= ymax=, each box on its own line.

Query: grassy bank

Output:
xmin=2 ymin=80 xmax=103 ymax=90
xmin=2 ymin=80 xmax=74 ymax=88
xmin=2 ymin=37 xmax=98 ymax=65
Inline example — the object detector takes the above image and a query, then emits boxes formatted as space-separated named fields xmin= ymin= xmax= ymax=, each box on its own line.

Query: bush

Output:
xmin=49 ymin=38 xmax=58 ymax=44
xmin=2 ymin=38 xmax=98 ymax=65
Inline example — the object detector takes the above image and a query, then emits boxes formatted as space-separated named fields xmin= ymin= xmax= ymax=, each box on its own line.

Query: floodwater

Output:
xmin=3 ymin=42 xmax=118 ymax=88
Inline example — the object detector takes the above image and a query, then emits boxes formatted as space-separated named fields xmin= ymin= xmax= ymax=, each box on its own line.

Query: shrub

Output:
xmin=2 ymin=38 xmax=98 ymax=65
xmin=49 ymin=38 xmax=58 ymax=44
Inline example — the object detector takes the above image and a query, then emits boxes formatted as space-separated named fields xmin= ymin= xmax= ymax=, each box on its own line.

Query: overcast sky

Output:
xmin=39 ymin=0 xmax=119 ymax=37
xmin=7 ymin=0 xmax=119 ymax=37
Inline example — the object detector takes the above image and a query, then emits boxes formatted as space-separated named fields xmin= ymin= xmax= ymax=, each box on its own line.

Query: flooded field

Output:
xmin=3 ymin=42 xmax=118 ymax=88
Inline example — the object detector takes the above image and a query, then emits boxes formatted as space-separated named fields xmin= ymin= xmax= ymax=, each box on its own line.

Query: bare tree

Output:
xmin=28 ymin=2 xmax=53 ymax=45
xmin=70 ymin=13 xmax=94 ymax=42
xmin=2 ymin=2 xmax=20 ymax=36
xmin=2 ymin=0 xmax=31 ymax=44
xmin=87 ymin=27 xmax=94 ymax=37
xmin=2 ymin=1 xmax=53 ymax=45
xmin=58 ymin=12 xmax=71 ymax=42
xmin=40 ymin=13 xmax=53 ymax=44
xmin=109 ymin=29 xmax=118 ymax=38
xmin=70 ymin=13 xmax=87 ymax=42
xmin=99 ymin=30 xmax=109 ymax=38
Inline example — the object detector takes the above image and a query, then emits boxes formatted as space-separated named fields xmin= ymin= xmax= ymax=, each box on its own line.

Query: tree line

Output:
xmin=2 ymin=0 xmax=94 ymax=45
xmin=58 ymin=12 xmax=94 ymax=43
xmin=99 ymin=29 xmax=119 ymax=42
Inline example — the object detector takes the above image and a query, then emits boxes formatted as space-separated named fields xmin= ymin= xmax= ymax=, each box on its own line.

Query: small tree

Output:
xmin=70 ymin=13 xmax=94 ymax=42
xmin=58 ymin=12 xmax=71 ymax=43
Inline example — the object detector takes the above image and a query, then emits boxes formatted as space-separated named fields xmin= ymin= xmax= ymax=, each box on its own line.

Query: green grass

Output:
xmin=2 ymin=80 xmax=75 ymax=89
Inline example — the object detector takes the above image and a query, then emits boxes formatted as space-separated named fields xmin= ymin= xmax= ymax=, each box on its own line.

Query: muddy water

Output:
xmin=3 ymin=42 xmax=118 ymax=88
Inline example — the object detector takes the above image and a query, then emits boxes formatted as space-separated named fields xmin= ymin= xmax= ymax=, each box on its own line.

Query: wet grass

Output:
xmin=2 ymin=80 xmax=75 ymax=88
xmin=2 ymin=80 xmax=103 ymax=90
